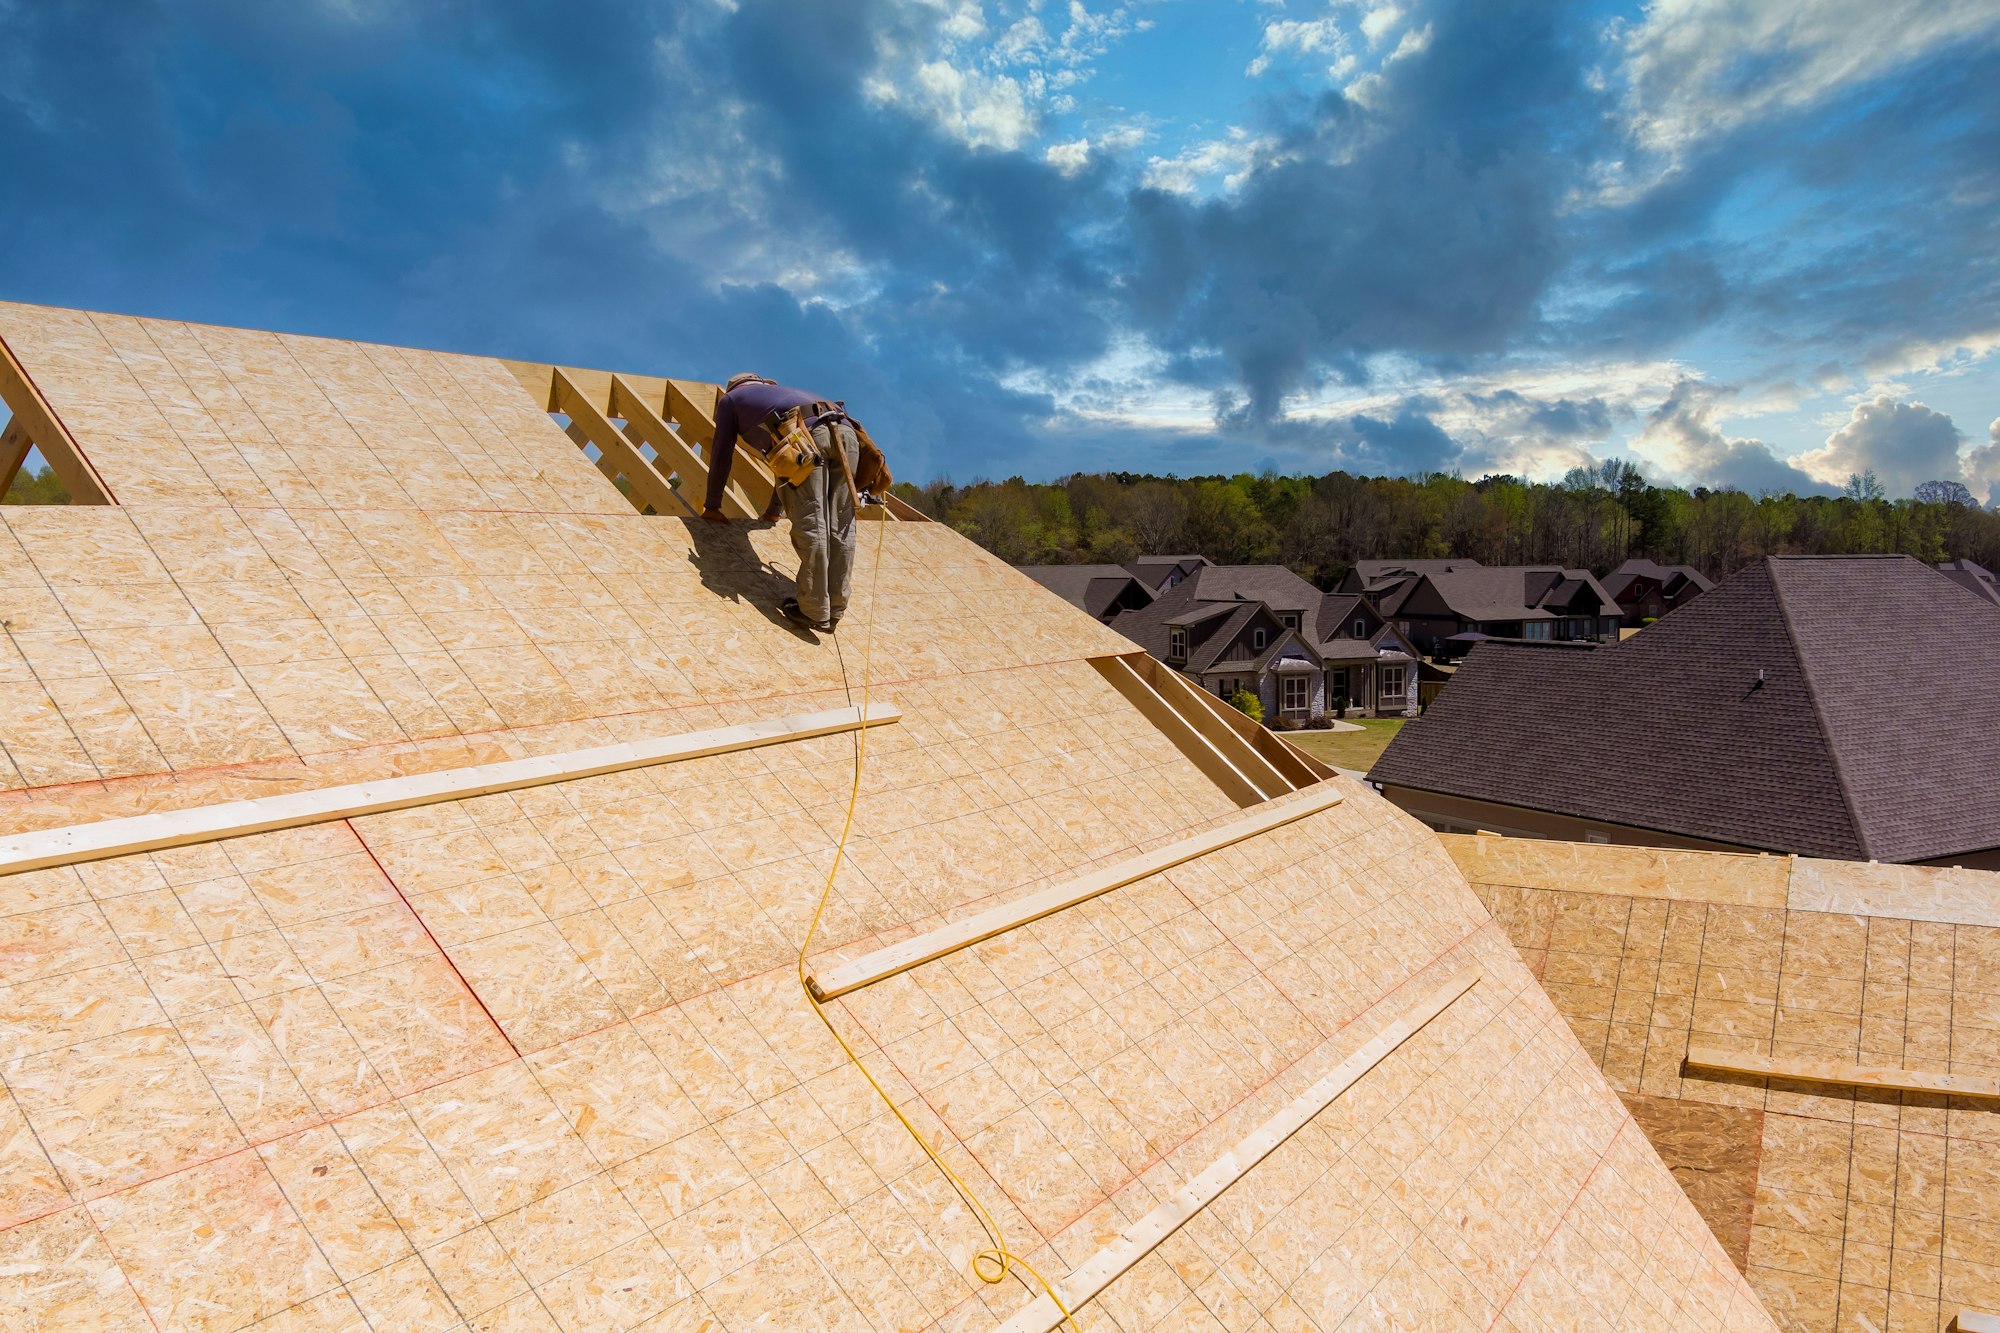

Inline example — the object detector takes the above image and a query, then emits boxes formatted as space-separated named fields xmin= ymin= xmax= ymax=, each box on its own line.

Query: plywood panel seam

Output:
xmin=349 ymin=817 xmax=521 ymax=1060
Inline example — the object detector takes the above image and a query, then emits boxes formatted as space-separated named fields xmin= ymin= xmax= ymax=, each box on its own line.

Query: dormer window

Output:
xmin=1252 ymin=628 xmax=1267 ymax=650
xmin=1279 ymin=612 xmax=1300 ymax=631
xmin=1168 ymin=628 xmax=1187 ymax=660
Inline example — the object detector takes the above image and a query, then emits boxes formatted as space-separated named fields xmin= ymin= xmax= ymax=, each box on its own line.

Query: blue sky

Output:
xmin=2 ymin=0 xmax=1996 ymax=499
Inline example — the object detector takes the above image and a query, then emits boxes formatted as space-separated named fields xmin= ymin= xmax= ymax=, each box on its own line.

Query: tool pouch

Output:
xmin=763 ymin=406 xmax=820 ymax=487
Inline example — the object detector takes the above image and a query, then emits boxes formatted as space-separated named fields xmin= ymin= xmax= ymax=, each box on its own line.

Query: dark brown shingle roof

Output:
xmin=1017 ymin=565 xmax=1154 ymax=619
xmin=1369 ymin=555 xmax=2000 ymax=862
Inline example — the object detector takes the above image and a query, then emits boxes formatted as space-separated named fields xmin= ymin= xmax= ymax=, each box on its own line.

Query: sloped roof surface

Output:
xmin=1938 ymin=558 xmax=2000 ymax=607
xmin=1373 ymin=555 xmax=2000 ymax=862
xmin=1603 ymin=558 xmax=1717 ymax=600
xmin=1016 ymin=564 xmax=1152 ymax=618
xmin=1410 ymin=566 xmax=1618 ymax=622
xmin=0 ymin=300 xmax=1773 ymax=1332
xmin=1350 ymin=558 xmax=1482 ymax=581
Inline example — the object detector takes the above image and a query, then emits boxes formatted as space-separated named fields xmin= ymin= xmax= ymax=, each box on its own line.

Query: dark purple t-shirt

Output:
xmin=704 ymin=380 xmax=821 ymax=513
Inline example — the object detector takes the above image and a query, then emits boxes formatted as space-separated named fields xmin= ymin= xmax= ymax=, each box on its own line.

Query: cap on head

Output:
xmin=724 ymin=372 xmax=771 ymax=393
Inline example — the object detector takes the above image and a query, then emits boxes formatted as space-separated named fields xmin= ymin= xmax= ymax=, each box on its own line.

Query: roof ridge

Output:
xmin=1767 ymin=557 xmax=1874 ymax=860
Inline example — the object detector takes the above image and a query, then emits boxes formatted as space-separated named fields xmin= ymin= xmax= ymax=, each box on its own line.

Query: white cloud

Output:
xmin=1247 ymin=16 xmax=1349 ymax=77
xmin=1795 ymin=395 xmax=1968 ymax=496
xmin=1141 ymin=128 xmax=1274 ymax=196
xmin=1044 ymin=137 xmax=1092 ymax=174
xmin=908 ymin=59 xmax=1035 ymax=149
xmin=1359 ymin=5 xmax=1402 ymax=47
xmin=1613 ymin=0 xmax=2000 ymax=163
xmin=859 ymin=0 xmax=1152 ymax=152
xmin=1967 ymin=418 xmax=2000 ymax=507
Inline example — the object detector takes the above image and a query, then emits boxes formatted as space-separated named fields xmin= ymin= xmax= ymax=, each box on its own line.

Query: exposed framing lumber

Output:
xmin=996 ymin=969 xmax=1482 ymax=1333
xmin=662 ymin=377 xmax=780 ymax=516
xmin=807 ymin=785 xmax=1341 ymax=1000
xmin=550 ymin=367 xmax=690 ymax=517
xmin=0 ymin=416 xmax=32 ymax=496
xmin=0 ymin=703 xmax=900 ymax=879
xmin=562 ymin=420 xmax=622 ymax=485
xmin=1684 ymin=1046 xmax=2000 ymax=1103
xmin=608 ymin=374 xmax=758 ymax=521
xmin=502 ymin=357 xmax=917 ymax=522
xmin=1121 ymin=653 xmax=1295 ymax=796
xmin=1094 ymin=655 xmax=1270 ymax=806
xmin=0 ymin=334 xmax=111 ymax=504
xmin=1157 ymin=659 xmax=1333 ymax=786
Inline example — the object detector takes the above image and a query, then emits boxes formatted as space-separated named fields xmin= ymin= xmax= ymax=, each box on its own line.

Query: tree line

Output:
xmin=891 ymin=463 xmax=2000 ymax=584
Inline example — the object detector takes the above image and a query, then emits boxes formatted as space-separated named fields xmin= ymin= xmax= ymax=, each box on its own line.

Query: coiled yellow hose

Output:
xmin=796 ymin=504 xmax=1080 ymax=1331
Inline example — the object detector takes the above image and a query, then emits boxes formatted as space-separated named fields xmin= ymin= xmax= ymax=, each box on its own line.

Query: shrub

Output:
xmin=1304 ymin=716 xmax=1333 ymax=730
xmin=1227 ymin=688 xmax=1263 ymax=723
xmin=1271 ymin=716 xmax=1300 ymax=731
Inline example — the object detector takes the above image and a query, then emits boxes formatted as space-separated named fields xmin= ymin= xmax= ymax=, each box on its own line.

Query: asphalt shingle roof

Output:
xmin=1938 ymin=559 xmax=2000 ymax=608
xmin=1369 ymin=555 xmax=2000 ymax=863
xmin=1017 ymin=565 xmax=1153 ymax=619
xmin=1603 ymin=558 xmax=1718 ymax=600
xmin=1396 ymin=566 xmax=1618 ymax=623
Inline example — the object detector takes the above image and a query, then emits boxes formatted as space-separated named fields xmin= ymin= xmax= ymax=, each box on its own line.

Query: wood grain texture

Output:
xmin=0 ymin=703 xmax=899 ymax=877
xmin=808 ymin=781 xmax=1342 ymax=999
xmin=996 ymin=969 xmax=1481 ymax=1333
xmin=1094 ymin=654 xmax=1269 ymax=806
xmin=550 ymin=367 xmax=688 ymax=518
xmin=1685 ymin=1045 xmax=2000 ymax=1102
xmin=0 ymin=334 xmax=110 ymax=504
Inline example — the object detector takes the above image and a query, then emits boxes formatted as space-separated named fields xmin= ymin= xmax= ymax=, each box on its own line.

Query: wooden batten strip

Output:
xmin=551 ymin=368 xmax=689 ymax=517
xmin=0 ymin=704 xmax=900 ymax=879
xmin=807 ymin=785 xmax=1341 ymax=1000
xmin=996 ymin=968 xmax=1482 ymax=1333
xmin=0 ymin=335 xmax=112 ymax=504
xmin=1953 ymin=1310 xmax=2000 ymax=1333
xmin=1095 ymin=655 xmax=1270 ymax=807
xmin=1684 ymin=1046 xmax=2000 ymax=1103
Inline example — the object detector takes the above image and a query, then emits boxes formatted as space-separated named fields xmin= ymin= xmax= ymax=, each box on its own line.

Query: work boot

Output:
xmin=780 ymin=598 xmax=833 ymax=632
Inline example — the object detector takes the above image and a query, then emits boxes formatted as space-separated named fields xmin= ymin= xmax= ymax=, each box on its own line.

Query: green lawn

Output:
xmin=1282 ymin=718 xmax=1407 ymax=774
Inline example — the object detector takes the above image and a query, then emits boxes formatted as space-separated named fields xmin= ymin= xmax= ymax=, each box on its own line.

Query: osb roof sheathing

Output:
xmin=1448 ymin=835 xmax=2000 ymax=1332
xmin=0 ymin=300 xmax=1775 ymax=1331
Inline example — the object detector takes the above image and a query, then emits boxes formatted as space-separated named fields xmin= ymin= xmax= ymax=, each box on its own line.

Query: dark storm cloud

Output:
xmin=1125 ymin=0 xmax=1604 ymax=419
xmin=0 ymin=0 xmax=1994 ymax=485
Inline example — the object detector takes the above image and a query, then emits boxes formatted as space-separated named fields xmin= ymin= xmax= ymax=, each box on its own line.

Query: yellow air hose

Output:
xmin=795 ymin=500 xmax=1081 ymax=1331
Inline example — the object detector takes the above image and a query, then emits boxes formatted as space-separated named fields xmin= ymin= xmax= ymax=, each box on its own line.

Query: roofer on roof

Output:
xmin=701 ymin=372 xmax=866 ymax=632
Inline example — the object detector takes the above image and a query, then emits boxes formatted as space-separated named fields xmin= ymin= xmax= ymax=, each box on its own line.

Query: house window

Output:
xmin=1380 ymin=665 xmax=1406 ymax=700
xmin=1252 ymin=628 xmax=1267 ymax=650
xmin=1282 ymin=675 xmax=1308 ymax=714
xmin=1168 ymin=628 xmax=1187 ymax=660
xmin=1280 ymin=612 xmax=1300 ymax=630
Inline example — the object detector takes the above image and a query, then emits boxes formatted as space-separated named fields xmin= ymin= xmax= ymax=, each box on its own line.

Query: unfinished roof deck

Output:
xmin=0 ymin=300 xmax=1772 ymax=1331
